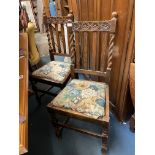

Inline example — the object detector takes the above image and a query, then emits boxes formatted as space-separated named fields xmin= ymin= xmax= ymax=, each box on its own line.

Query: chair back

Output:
xmin=44 ymin=11 xmax=75 ymax=61
xmin=72 ymin=12 xmax=117 ymax=83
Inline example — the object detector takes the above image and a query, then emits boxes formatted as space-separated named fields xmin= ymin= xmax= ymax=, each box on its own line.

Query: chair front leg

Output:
xmin=50 ymin=111 xmax=62 ymax=138
xmin=101 ymin=125 xmax=109 ymax=155
xmin=30 ymin=80 xmax=42 ymax=106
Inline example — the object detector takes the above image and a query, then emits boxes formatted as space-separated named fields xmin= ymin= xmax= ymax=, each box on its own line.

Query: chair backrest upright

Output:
xmin=44 ymin=11 xmax=75 ymax=61
xmin=72 ymin=12 xmax=118 ymax=83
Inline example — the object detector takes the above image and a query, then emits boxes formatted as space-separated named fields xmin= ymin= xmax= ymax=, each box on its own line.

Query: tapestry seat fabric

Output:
xmin=49 ymin=79 xmax=107 ymax=119
xmin=32 ymin=61 xmax=71 ymax=84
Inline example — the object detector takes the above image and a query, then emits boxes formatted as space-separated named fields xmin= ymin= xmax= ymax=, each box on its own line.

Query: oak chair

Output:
xmin=29 ymin=12 xmax=75 ymax=102
xmin=47 ymin=12 xmax=117 ymax=155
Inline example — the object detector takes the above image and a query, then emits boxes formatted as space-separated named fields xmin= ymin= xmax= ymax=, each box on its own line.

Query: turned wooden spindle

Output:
xmin=107 ymin=33 xmax=115 ymax=69
xmin=105 ymin=12 xmax=118 ymax=83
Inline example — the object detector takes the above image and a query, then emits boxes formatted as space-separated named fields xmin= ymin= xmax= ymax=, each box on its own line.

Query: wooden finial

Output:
xmin=69 ymin=10 xmax=73 ymax=14
xmin=68 ymin=10 xmax=73 ymax=17
xmin=68 ymin=10 xmax=74 ymax=20
xmin=112 ymin=12 xmax=118 ymax=18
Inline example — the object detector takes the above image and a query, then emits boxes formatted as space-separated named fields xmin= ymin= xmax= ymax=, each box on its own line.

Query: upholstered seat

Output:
xmin=32 ymin=61 xmax=71 ymax=84
xmin=49 ymin=79 xmax=107 ymax=119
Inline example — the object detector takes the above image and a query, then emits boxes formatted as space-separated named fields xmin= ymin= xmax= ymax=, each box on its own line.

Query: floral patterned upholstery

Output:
xmin=49 ymin=79 xmax=107 ymax=119
xmin=32 ymin=61 xmax=71 ymax=83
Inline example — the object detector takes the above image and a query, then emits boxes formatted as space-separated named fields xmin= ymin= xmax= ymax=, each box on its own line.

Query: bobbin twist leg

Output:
xmin=101 ymin=124 xmax=109 ymax=155
xmin=50 ymin=111 xmax=63 ymax=138
xmin=30 ymin=80 xmax=42 ymax=106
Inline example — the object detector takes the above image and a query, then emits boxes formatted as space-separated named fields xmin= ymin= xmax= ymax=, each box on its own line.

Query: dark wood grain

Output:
xmin=61 ymin=23 xmax=66 ymax=54
xmin=55 ymin=23 xmax=61 ymax=53
xmin=75 ymin=32 xmax=80 ymax=69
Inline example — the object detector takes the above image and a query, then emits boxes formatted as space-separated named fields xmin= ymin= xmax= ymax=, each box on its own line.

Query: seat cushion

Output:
xmin=32 ymin=61 xmax=71 ymax=83
xmin=49 ymin=79 xmax=108 ymax=119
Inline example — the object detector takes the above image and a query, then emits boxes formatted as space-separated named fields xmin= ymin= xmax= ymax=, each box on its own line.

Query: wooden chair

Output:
xmin=47 ymin=12 xmax=117 ymax=155
xmin=29 ymin=12 xmax=75 ymax=102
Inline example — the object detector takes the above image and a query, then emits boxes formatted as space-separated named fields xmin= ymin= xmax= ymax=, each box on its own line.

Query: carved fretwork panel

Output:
xmin=73 ymin=20 xmax=116 ymax=33
xmin=47 ymin=16 xmax=73 ymax=24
